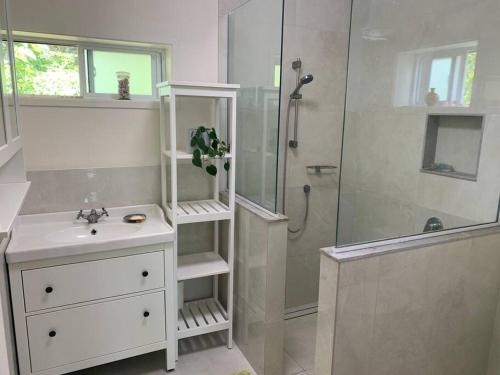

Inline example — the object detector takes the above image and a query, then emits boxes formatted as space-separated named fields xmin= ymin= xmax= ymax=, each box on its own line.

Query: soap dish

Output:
xmin=123 ymin=214 xmax=147 ymax=223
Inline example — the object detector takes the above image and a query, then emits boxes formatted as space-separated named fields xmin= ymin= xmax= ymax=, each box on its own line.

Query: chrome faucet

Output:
xmin=76 ymin=208 xmax=109 ymax=224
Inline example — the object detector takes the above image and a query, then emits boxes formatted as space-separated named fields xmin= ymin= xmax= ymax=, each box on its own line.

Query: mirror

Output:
xmin=0 ymin=0 xmax=18 ymax=147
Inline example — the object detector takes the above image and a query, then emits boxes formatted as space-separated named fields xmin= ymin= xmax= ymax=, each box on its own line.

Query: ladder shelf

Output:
xmin=166 ymin=199 xmax=231 ymax=224
xmin=162 ymin=149 xmax=233 ymax=161
xmin=177 ymin=298 xmax=230 ymax=339
xmin=158 ymin=81 xmax=239 ymax=350
xmin=178 ymin=252 xmax=230 ymax=281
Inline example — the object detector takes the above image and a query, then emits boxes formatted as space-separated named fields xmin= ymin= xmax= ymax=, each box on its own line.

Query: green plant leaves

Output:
xmin=192 ymin=149 xmax=202 ymax=168
xmin=209 ymin=128 xmax=217 ymax=140
xmin=190 ymin=126 xmax=229 ymax=177
xmin=206 ymin=164 xmax=217 ymax=176
xmin=197 ymin=137 xmax=208 ymax=153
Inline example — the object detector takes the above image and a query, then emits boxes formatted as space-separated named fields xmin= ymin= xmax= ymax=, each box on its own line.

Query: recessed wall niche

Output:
xmin=421 ymin=114 xmax=484 ymax=181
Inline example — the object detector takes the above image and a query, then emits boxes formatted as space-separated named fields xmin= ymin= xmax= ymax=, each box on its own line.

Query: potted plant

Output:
xmin=190 ymin=126 xmax=230 ymax=176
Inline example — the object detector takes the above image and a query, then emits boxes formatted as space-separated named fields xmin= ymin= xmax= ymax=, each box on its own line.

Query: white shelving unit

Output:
xmin=157 ymin=81 xmax=239 ymax=350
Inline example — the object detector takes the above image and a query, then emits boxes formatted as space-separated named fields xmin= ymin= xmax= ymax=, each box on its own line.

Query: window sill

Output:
xmin=18 ymin=96 xmax=160 ymax=110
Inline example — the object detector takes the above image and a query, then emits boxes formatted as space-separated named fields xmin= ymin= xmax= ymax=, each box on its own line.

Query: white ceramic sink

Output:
xmin=45 ymin=223 xmax=142 ymax=244
xmin=6 ymin=204 xmax=175 ymax=263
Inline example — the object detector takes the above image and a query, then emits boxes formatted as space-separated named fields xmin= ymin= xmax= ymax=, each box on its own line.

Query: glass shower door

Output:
xmin=337 ymin=0 xmax=500 ymax=247
xmin=227 ymin=0 xmax=283 ymax=212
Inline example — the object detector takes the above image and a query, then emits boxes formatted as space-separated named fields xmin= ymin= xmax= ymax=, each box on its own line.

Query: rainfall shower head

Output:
xmin=290 ymin=74 xmax=313 ymax=99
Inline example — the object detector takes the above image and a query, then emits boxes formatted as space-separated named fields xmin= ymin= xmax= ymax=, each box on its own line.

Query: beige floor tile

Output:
xmin=285 ymin=314 xmax=318 ymax=372
xmin=284 ymin=351 xmax=304 ymax=375
xmin=70 ymin=333 xmax=256 ymax=375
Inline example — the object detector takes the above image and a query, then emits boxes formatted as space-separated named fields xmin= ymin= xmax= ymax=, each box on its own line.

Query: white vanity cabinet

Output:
xmin=6 ymin=205 xmax=176 ymax=375
xmin=22 ymin=251 xmax=165 ymax=312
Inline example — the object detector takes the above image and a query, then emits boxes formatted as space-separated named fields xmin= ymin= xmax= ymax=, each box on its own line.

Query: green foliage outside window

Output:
xmin=13 ymin=42 xmax=80 ymax=96
xmin=463 ymin=52 xmax=476 ymax=106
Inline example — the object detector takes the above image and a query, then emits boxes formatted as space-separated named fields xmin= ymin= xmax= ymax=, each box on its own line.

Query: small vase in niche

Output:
xmin=117 ymin=71 xmax=131 ymax=100
xmin=425 ymin=88 xmax=439 ymax=106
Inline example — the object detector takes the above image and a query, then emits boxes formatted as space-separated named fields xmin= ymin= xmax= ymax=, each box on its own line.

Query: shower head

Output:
xmin=300 ymin=74 xmax=314 ymax=85
xmin=290 ymin=74 xmax=313 ymax=99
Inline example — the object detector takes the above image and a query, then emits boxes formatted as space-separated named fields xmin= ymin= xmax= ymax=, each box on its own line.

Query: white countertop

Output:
xmin=6 ymin=204 xmax=175 ymax=263
xmin=0 ymin=182 xmax=31 ymax=240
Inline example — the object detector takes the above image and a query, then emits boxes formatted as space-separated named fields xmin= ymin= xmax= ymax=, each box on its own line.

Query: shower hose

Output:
xmin=288 ymin=184 xmax=311 ymax=234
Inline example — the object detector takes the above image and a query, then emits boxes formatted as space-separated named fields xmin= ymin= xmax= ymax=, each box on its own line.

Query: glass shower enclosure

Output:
xmin=336 ymin=0 xmax=500 ymax=247
xmin=227 ymin=0 xmax=283 ymax=213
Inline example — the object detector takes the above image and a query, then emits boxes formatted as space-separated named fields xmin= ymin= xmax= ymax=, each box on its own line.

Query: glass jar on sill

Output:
xmin=116 ymin=71 xmax=131 ymax=100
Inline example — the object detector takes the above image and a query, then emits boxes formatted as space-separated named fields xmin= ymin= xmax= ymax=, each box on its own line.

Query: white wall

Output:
xmin=11 ymin=0 xmax=219 ymax=171
xmin=11 ymin=0 xmax=218 ymax=83
xmin=20 ymin=103 xmax=160 ymax=170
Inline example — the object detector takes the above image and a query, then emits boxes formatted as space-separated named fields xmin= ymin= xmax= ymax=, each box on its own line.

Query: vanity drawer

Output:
xmin=22 ymin=251 xmax=164 ymax=312
xmin=27 ymin=291 xmax=165 ymax=372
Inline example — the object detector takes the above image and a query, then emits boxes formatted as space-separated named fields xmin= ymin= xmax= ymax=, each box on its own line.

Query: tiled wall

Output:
xmin=316 ymin=229 xmax=500 ymax=375
xmin=487 ymin=295 xmax=500 ymax=374
xmin=231 ymin=197 xmax=288 ymax=375
xmin=281 ymin=0 xmax=350 ymax=311
xmin=22 ymin=166 xmax=161 ymax=214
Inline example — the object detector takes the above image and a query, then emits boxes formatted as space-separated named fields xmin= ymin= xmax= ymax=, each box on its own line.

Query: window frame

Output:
xmin=11 ymin=35 xmax=166 ymax=100
xmin=414 ymin=45 xmax=477 ymax=106
xmin=82 ymin=44 xmax=163 ymax=99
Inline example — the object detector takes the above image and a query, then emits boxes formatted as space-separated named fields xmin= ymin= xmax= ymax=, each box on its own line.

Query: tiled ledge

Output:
xmin=19 ymin=96 xmax=159 ymax=110
xmin=235 ymin=194 xmax=288 ymax=223
xmin=322 ymin=224 xmax=500 ymax=263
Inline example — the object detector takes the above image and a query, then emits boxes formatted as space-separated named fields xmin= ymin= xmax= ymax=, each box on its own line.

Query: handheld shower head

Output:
xmin=290 ymin=74 xmax=314 ymax=99
xmin=300 ymin=74 xmax=314 ymax=85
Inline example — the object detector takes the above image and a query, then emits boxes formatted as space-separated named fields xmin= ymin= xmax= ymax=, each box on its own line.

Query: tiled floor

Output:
xmin=284 ymin=313 xmax=318 ymax=375
xmin=70 ymin=332 xmax=256 ymax=375
xmin=69 ymin=315 xmax=317 ymax=375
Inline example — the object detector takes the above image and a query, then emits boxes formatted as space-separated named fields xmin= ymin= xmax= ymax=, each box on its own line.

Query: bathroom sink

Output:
xmin=6 ymin=204 xmax=175 ymax=263
xmin=46 ymin=223 xmax=142 ymax=244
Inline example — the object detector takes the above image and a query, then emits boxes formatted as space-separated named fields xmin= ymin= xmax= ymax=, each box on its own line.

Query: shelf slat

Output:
xmin=178 ymin=252 xmax=230 ymax=281
xmin=166 ymin=199 xmax=231 ymax=224
xmin=177 ymin=298 xmax=230 ymax=339
xmin=162 ymin=149 xmax=232 ymax=161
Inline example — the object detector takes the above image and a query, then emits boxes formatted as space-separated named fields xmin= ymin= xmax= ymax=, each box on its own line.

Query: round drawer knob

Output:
xmin=49 ymin=330 xmax=56 ymax=338
xmin=142 ymin=271 xmax=149 ymax=277
xmin=143 ymin=311 xmax=150 ymax=318
xmin=45 ymin=286 xmax=53 ymax=294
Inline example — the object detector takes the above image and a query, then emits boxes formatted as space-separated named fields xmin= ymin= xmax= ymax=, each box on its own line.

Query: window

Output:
xmin=425 ymin=50 xmax=477 ymax=106
xmin=14 ymin=42 xmax=80 ymax=96
xmin=86 ymin=50 xmax=156 ymax=96
xmin=274 ymin=64 xmax=281 ymax=88
xmin=11 ymin=37 xmax=165 ymax=99
xmin=429 ymin=57 xmax=453 ymax=100
xmin=393 ymin=42 xmax=478 ymax=107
